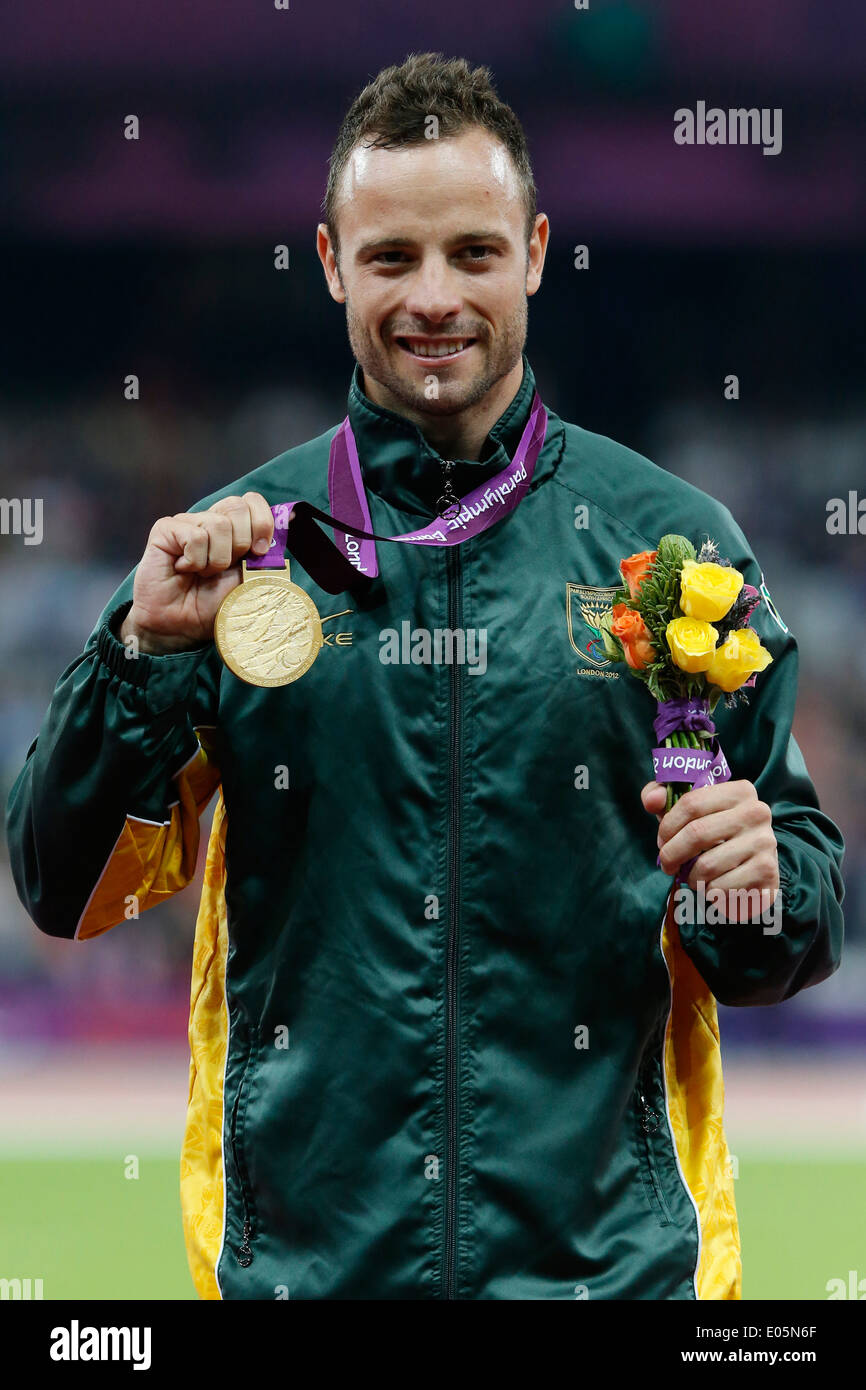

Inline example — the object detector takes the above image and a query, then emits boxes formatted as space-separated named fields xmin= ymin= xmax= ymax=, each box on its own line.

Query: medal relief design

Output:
xmin=215 ymin=573 xmax=323 ymax=687
xmin=566 ymin=582 xmax=621 ymax=680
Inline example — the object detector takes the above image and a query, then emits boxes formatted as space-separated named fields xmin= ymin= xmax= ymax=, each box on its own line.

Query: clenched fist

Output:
xmin=641 ymin=777 xmax=780 ymax=921
xmin=119 ymin=492 xmax=276 ymax=654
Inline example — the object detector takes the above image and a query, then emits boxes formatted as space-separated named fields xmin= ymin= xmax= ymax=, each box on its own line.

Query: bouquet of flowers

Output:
xmin=598 ymin=535 xmax=773 ymax=812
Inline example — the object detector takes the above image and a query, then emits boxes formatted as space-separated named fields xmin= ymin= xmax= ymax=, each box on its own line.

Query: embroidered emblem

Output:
xmin=566 ymin=583 xmax=620 ymax=679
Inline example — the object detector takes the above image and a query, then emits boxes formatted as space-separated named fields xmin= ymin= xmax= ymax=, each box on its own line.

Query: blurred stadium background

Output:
xmin=1 ymin=0 xmax=864 ymax=1299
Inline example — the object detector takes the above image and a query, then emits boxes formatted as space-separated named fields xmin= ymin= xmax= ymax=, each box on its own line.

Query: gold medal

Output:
xmin=214 ymin=559 xmax=323 ymax=687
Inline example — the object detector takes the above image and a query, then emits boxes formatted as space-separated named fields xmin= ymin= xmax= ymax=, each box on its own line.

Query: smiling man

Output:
xmin=318 ymin=118 xmax=542 ymax=460
xmin=6 ymin=52 xmax=844 ymax=1301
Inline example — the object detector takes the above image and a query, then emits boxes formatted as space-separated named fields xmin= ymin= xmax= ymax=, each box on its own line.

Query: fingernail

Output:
xmin=253 ymin=537 xmax=270 ymax=553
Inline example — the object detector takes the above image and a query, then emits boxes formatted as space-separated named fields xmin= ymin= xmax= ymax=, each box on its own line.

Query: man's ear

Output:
xmin=317 ymin=223 xmax=346 ymax=304
xmin=526 ymin=213 xmax=549 ymax=297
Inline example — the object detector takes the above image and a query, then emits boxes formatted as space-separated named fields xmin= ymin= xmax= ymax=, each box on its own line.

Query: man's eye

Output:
xmin=371 ymin=246 xmax=494 ymax=266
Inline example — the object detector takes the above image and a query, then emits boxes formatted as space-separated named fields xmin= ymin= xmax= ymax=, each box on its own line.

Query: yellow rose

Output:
xmin=665 ymin=617 xmax=718 ymax=673
xmin=705 ymin=628 xmax=773 ymax=692
xmin=679 ymin=559 xmax=744 ymax=622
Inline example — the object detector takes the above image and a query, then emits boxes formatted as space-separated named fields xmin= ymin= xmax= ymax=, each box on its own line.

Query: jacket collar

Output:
xmin=345 ymin=352 xmax=562 ymax=518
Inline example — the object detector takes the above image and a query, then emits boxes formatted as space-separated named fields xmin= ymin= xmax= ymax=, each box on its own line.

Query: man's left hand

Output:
xmin=641 ymin=779 xmax=780 ymax=920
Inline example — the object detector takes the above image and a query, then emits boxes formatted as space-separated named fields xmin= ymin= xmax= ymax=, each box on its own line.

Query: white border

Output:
xmin=172 ymin=744 xmax=204 ymax=778
xmin=73 ymin=822 xmax=126 ymax=940
xmin=213 ymin=928 xmax=231 ymax=1300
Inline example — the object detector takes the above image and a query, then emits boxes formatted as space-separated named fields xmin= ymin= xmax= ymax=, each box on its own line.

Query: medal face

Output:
xmin=214 ymin=567 xmax=323 ymax=687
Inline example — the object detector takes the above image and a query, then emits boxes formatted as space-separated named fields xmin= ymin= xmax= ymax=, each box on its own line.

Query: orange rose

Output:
xmin=611 ymin=603 xmax=656 ymax=671
xmin=619 ymin=549 xmax=658 ymax=599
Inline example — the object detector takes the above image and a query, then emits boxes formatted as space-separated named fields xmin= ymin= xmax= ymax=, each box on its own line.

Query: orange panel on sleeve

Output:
xmin=75 ymin=736 xmax=221 ymax=941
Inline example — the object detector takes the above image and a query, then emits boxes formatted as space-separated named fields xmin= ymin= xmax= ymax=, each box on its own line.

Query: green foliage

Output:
xmin=611 ymin=534 xmax=700 ymax=701
xmin=636 ymin=534 xmax=694 ymax=649
xmin=596 ymin=606 xmax=624 ymax=663
xmin=657 ymin=532 xmax=697 ymax=570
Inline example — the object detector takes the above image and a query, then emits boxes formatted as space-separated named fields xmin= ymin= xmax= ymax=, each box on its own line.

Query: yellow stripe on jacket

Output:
xmin=662 ymin=896 xmax=742 ymax=1301
xmin=180 ymin=791 xmax=229 ymax=1300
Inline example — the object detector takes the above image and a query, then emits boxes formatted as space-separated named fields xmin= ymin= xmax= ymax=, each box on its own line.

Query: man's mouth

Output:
xmin=394 ymin=336 xmax=478 ymax=362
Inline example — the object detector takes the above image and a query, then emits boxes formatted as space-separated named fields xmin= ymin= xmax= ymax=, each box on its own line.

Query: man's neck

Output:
xmin=360 ymin=357 xmax=525 ymax=461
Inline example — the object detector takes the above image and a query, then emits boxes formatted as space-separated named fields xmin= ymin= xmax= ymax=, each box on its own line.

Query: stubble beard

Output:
xmin=344 ymin=293 xmax=529 ymax=419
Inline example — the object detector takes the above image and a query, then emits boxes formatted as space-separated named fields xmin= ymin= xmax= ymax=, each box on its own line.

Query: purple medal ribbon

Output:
xmin=246 ymin=391 xmax=548 ymax=592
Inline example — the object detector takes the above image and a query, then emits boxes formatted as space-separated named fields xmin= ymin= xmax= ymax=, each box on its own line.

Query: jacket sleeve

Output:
xmin=4 ymin=569 xmax=224 ymax=940
xmin=672 ymin=507 xmax=845 ymax=1007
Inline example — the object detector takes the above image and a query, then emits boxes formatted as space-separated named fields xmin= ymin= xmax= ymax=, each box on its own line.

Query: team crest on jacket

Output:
xmin=566 ymin=583 xmax=621 ymax=679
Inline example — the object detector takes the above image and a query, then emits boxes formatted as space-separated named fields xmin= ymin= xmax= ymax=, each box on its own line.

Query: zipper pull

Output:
xmin=639 ymin=1092 xmax=659 ymax=1134
xmin=237 ymin=1217 xmax=254 ymax=1268
xmin=435 ymin=460 xmax=461 ymax=521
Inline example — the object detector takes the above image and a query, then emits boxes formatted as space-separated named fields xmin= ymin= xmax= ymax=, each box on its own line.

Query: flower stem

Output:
xmin=661 ymin=729 xmax=708 ymax=819
xmin=671 ymin=732 xmax=688 ymax=808
xmin=664 ymin=735 xmax=674 ymax=813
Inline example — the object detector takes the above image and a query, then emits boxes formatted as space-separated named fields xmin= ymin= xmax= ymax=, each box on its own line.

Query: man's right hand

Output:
xmin=119 ymin=492 xmax=276 ymax=654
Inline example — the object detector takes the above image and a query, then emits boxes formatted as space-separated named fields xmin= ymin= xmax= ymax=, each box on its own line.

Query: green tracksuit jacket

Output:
xmin=5 ymin=354 xmax=845 ymax=1300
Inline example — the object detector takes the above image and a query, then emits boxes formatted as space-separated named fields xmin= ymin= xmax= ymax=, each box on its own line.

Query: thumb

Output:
xmin=641 ymin=780 xmax=667 ymax=818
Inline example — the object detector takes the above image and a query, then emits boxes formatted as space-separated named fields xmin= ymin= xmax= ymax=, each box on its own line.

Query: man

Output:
xmin=6 ymin=53 xmax=844 ymax=1300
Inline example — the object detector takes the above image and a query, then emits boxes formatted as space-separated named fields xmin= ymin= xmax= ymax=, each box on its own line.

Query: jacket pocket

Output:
xmin=229 ymin=1013 xmax=260 ymax=1267
xmin=633 ymin=1053 xmax=675 ymax=1228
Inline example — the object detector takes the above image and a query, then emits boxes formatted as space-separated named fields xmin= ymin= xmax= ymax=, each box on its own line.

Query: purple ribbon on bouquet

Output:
xmin=651 ymin=696 xmax=731 ymax=878
xmin=653 ymin=696 xmax=716 ymax=743
xmin=651 ymin=697 xmax=730 ymax=790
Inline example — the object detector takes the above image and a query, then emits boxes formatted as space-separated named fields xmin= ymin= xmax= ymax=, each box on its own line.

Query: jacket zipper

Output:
xmin=636 ymin=1053 xmax=674 ymax=1226
xmin=230 ymin=1016 xmax=258 ymax=1267
xmin=444 ymin=537 xmax=464 ymax=1299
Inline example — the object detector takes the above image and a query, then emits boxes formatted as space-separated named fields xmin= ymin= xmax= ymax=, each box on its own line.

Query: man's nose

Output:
xmin=403 ymin=256 xmax=463 ymax=322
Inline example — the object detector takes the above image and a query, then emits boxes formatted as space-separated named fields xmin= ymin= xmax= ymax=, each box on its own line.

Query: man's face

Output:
xmin=317 ymin=126 xmax=548 ymax=418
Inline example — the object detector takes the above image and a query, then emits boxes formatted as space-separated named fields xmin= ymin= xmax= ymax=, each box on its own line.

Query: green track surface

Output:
xmin=0 ymin=1156 xmax=863 ymax=1300
xmin=0 ymin=1158 xmax=197 ymax=1300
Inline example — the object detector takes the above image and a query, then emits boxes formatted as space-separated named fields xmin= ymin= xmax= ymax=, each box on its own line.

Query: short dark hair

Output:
xmin=323 ymin=52 xmax=537 ymax=261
